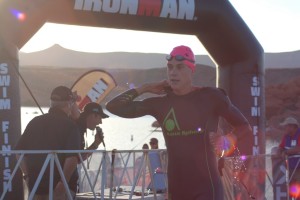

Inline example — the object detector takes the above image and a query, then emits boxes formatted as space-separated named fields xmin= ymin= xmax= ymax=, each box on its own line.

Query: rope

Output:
xmin=13 ymin=66 xmax=44 ymax=114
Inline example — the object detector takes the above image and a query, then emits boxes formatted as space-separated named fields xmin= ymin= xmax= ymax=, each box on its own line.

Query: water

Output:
xmin=21 ymin=107 xmax=166 ymax=151
xmin=21 ymin=107 xmax=279 ymax=199
xmin=21 ymin=107 xmax=277 ymax=153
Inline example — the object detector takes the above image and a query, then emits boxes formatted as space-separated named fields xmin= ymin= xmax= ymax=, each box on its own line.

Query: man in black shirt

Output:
xmin=69 ymin=102 xmax=109 ymax=193
xmin=15 ymin=86 xmax=81 ymax=199
xmin=76 ymin=102 xmax=109 ymax=151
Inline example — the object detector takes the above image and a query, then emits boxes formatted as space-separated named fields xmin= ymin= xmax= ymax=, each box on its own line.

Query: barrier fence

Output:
xmin=0 ymin=150 xmax=299 ymax=200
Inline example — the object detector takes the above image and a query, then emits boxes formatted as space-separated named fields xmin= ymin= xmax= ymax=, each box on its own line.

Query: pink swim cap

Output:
xmin=168 ymin=45 xmax=196 ymax=72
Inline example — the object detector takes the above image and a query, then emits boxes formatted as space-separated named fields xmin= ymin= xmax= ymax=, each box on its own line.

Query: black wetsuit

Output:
xmin=106 ymin=87 xmax=249 ymax=200
xmin=15 ymin=108 xmax=81 ymax=195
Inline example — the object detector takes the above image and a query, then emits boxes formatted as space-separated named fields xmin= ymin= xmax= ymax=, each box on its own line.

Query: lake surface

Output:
xmin=21 ymin=107 xmax=277 ymax=153
xmin=20 ymin=107 xmax=279 ymax=200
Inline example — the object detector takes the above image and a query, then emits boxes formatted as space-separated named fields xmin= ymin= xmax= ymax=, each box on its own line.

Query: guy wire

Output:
xmin=13 ymin=65 xmax=44 ymax=114
xmin=131 ymin=126 xmax=161 ymax=150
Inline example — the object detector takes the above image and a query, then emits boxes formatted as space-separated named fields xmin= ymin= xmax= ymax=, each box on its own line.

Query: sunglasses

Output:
xmin=166 ymin=55 xmax=195 ymax=64
xmin=150 ymin=142 xmax=157 ymax=145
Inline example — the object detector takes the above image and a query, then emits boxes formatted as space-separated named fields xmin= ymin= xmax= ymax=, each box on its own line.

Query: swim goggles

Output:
xmin=166 ymin=55 xmax=195 ymax=63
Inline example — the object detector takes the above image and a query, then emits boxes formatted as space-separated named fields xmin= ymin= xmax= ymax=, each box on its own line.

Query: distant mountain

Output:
xmin=19 ymin=64 xmax=216 ymax=107
xmin=265 ymin=51 xmax=300 ymax=68
xmin=18 ymin=66 xmax=300 ymax=142
xmin=17 ymin=45 xmax=300 ymax=143
xmin=19 ymin=44 xmax=215 ymax=68
xmin=20 ymin=44 xmax=300 ymax=69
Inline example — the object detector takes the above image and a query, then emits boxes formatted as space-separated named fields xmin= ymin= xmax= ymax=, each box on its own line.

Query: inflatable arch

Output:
xmin=0 ymin=0 xmax=264 ymax=199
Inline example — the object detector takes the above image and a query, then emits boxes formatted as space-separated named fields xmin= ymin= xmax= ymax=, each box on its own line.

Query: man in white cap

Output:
xmin=106 ymin=45 xmax=252 ymax=200
xmin=278 ymin=116 xmax=300 ymax=186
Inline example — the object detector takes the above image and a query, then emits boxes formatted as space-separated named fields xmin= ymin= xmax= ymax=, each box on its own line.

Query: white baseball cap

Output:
xmin=280 ymin=117 xmax=299 ymax=126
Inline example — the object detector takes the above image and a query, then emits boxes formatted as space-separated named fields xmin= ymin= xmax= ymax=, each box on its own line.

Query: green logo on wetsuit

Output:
xmin=165 ymin=119 xmax=175 ymax=131
xmin=163 ymin=108 xmax=180 ymax=131
xmin=163 ymin=107 xmax=203 ymax=136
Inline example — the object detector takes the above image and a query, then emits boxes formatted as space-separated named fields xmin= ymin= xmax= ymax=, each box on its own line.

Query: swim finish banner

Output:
xmin=71 ymin=70 xmax=117 ymax=110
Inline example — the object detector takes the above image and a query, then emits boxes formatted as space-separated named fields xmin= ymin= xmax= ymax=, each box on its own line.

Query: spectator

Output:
xmin=15 ymin=86 xmax=81 ymax=200
xmin=69 ymin=102 xmax=109 ymax=194
xmin=149 ymin=138 xmax=159 ymax=150
xmin=142 ymin=143 xmax=149 ymax=150
xmin=135 ymin=143 xmax=150 ymax=171
xmin=278 ymin=117 xmax=300 ymax=188
xmin=134 ymin=143 xmax=150 ymax=186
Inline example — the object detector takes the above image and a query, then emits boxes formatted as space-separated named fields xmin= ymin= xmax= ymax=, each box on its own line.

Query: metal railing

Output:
xmin=0 ymin=149 xmax=168 ymax=200
xmin=1 ymin=150 xmax=299 ymax=200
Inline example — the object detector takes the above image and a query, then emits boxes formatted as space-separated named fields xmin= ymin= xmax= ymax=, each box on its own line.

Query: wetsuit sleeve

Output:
xmin=215 ymin=88 xmax=249 ymax=127
xmin=214 ymin=88 xmax=252 ymax=145
xmin=106 ymin=89 xmax=150 ymax=118
xmin=220 ymin=104 xmax=249 ymax=127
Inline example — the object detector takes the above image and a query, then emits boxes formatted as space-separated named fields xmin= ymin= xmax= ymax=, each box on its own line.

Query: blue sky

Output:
xmin=20 ymin=0 xmax=300 ymax=55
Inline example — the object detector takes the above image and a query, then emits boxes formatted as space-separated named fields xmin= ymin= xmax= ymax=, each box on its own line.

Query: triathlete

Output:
xmin=106 ymin=45 xmax=252 ymax=200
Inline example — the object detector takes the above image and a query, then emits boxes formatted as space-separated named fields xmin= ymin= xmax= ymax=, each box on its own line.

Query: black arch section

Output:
xmin=0 ymin=0 xmax=264 ymax=199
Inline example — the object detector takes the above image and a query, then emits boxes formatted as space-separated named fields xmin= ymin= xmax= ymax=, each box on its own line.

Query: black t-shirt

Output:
xmin=106 ymin=87 xmax=249 ymax=200
xmin=15 ymin=108 xmax=81 ymax=194
xmin=68 ymin=116 xmax=87 ymax=192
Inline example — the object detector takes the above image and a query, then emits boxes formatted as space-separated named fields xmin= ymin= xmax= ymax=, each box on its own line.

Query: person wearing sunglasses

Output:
xmin=277 ymin=117 xmax=300 ymax=193
xmin=106 ymin=45 xmax=252 ymax=200
xmin=149 ymin=138 xmax=159 ymax=149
